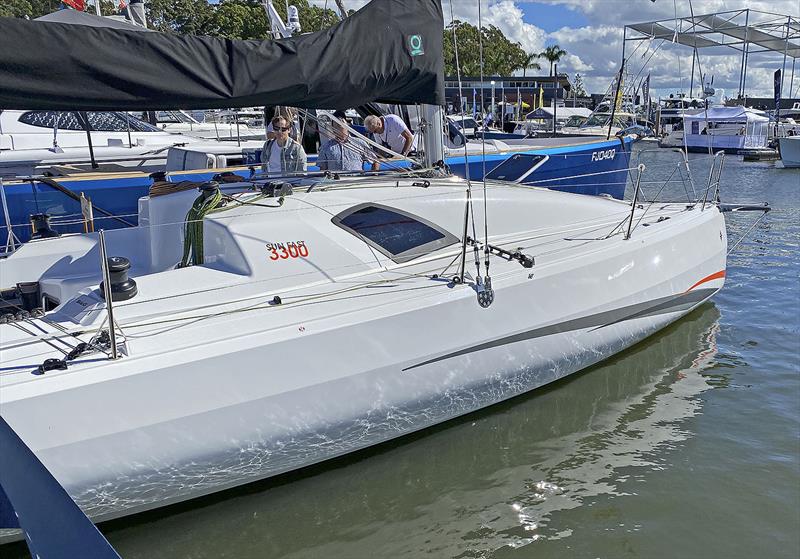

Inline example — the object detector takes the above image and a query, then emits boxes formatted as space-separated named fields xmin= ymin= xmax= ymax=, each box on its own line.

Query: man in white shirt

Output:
xmin=364 ymin=114 xmax=415 ymax=156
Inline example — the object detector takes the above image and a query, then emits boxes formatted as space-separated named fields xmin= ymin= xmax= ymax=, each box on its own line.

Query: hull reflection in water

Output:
xmin=101 ymin=304 xmax=722 ymax=558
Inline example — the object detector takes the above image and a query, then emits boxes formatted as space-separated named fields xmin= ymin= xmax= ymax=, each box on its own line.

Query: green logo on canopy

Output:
xmin=409 ymin=35 xmax=424 ymax=56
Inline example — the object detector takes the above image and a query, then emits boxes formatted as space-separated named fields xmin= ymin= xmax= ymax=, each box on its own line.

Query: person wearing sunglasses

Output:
xmin=261 ymin=116 xmax=307 ymax=175
xmin=266 ymin=107 xmax=299 ymax=141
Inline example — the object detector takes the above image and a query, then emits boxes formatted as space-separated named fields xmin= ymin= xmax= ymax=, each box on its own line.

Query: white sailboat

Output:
xmin=0 ymin=0 xmax=764 ymax=539
xmin=0 ymin=170 xmax=728 ymax=525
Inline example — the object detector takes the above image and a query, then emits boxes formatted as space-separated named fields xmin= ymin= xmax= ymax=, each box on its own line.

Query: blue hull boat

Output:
xmin=1 ymin=135 xmax=633 ymax=245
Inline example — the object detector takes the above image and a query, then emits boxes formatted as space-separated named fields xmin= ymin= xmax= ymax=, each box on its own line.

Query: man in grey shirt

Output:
xmin=318 ymin=122 xmax=380 ymax=172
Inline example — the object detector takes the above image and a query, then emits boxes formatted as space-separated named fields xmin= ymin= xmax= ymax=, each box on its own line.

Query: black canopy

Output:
xmin=0 ymin=0 xmax=444 ymax=110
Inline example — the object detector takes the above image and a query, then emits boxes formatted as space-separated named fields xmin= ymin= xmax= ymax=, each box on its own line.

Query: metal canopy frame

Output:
xmin=625 ymin=9 xmax=800 ymax=99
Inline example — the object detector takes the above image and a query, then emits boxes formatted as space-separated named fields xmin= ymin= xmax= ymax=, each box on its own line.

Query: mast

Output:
xmin=334 ymin=0 xmax=348 ymax=20
xmin=421 ymin=104 xmax=444 ymax=166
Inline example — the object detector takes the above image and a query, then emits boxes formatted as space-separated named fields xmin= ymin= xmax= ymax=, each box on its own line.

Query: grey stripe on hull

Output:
xmin=403 ymin=288 xmax=718 ymax=371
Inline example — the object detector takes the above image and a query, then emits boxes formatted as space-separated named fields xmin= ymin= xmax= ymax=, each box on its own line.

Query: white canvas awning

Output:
xmin=524 ymin=107 xmax=592 ymax=120
xmin=683 ymin=106 xmax=769 ymax=122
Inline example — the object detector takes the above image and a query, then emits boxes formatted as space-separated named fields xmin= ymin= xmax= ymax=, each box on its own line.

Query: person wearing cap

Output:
xmin=261 ymin=115 xmax=307 ymax=174
xmin=364 ymin=114 xmax=415 ymax=156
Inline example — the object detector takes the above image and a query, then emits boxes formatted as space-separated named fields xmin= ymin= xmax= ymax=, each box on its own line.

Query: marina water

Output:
xmin=8 ymin=146 xmax=799 ymax=558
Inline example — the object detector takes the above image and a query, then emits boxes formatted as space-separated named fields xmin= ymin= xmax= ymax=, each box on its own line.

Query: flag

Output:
xmin=774 ymin=69 xmax=782 ymax=119
xmin=62 ymin=0 xmax=86 ymax=10
xmin=538 ymin=84 xmax=544 ymax=109
xmin=642 ymin=73 xmax=651 ymax=121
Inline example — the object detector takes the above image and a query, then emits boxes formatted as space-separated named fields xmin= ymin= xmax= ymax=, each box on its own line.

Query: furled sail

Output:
xmin=0 ymin=0 xmax=444 ymax=110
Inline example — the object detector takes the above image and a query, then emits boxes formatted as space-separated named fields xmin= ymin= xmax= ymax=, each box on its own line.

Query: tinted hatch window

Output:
xmin=334 ymin=204 xmax=457 ymax=263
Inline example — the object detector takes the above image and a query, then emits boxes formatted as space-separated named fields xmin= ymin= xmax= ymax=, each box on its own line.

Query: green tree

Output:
xmin=520 ymin=52 xmax=541 ymax=77
xmin=0 ymin=0 xmax=62 ymax=18
xmin=443 ymin=21 xmax=480 ymax=76
xmin=573 ymin=73 xmax=587 ymax=96
xmin=270 ymin=0 xmax=340 ymax=34
xmin=443 ymin=20 xmax=528 ymax=77
xmin=207 ymin=0 xmax=267 ymax=39
xmin=144 ymin=0 xmax=216 ymax=35
xmin=539 ymin=44 xmax=567 ymax=76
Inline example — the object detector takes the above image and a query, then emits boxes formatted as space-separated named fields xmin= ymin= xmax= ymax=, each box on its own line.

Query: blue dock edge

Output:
xmin=0 ymin=416 xmax=122 ymax=558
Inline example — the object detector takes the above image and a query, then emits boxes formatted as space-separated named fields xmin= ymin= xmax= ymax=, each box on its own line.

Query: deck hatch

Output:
xmin=332 ymin=203 xmax=459 ymax=263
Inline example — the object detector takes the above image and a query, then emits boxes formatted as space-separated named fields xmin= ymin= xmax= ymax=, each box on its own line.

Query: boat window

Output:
xmin=451 ymin=118 xmax=477 ymax=130
xmin=18 ymin=111 xmax=160 ymax=132
xmin=564 ymin=115 xmax=587 ymax=127
xmin=155 ymin=111 xmax=183 ymax=123
xmin=19 ymin=111 xmax=84 ymax=130
xmin=332 ymin=203 xmax=458 ymax=263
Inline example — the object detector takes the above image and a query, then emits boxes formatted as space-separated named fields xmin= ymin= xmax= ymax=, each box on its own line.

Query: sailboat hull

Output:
xmin=778 ymin=136 xmax=800 ymax=167
xmin=0 ymin=198 xmax=725 ymax=524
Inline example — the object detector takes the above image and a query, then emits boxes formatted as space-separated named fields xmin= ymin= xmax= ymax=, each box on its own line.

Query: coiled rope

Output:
xmin=179 ymin=188 xmax=223 ymax=267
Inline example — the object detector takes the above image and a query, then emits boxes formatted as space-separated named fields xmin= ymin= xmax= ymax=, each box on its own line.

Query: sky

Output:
xmin=311 ymin=0 xmax=800 ymax=100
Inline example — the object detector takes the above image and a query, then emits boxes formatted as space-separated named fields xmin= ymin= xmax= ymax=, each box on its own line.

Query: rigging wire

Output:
xmin=686 ymin=0 xmax=713 ymax=159
xmin=727 ymin=210 xmax=768 ymax=255
xmin=476 ymin=0 xmax=492 ymax=303
xmin=447 ymin=0 xmax=480 ymax=282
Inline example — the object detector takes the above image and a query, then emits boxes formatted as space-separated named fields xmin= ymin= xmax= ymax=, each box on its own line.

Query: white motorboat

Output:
xmin=513 ymin=107 xmax=592 ymax=136
xmin=656 ymin=93 xmax=707 ymax=138
xmin=659 ymin=106 xmax=770 ymax=152
xmin=0 ymin=109 xmax=203 ymax=176
xmin=153 ymin=110 xmax=267 ymax=141
xmin=0 ymin=170 xmax=728 ymax=525
xmin=446 ymin=114 xmax=480 ymax=138
xmin=560 ymin=111 xmax=637 ymax=137
xmin=778 ymin=135 xmax=800 ymax=167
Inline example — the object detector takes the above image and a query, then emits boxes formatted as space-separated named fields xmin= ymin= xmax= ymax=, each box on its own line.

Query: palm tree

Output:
xmin=539 ymin=44 xmax=567 ymax=76
xmin=520 ymin=52 xmax=541 ymax=78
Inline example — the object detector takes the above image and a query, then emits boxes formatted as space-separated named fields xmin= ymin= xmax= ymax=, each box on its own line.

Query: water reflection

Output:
xmin=100 ymin=304 xmax=723 ymax=559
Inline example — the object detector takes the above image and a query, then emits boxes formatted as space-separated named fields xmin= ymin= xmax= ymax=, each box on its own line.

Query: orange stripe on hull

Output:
xmin=685 ymin=270 xmax=726 ymax=293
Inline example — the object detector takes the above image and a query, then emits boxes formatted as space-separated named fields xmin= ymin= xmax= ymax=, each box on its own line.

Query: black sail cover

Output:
xmin=0 ymin=0 xmax=444 ymax=110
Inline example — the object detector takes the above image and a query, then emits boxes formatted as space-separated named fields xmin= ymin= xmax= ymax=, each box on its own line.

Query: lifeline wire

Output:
xmin=3 ymin=200 xmax=683 ymax=350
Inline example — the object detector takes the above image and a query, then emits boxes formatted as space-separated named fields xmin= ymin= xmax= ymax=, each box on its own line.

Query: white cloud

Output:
xmin=524 ymin=0 xmax=800 ymax=97
xmin=482 ymin=1 xmax=548 ymax=55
